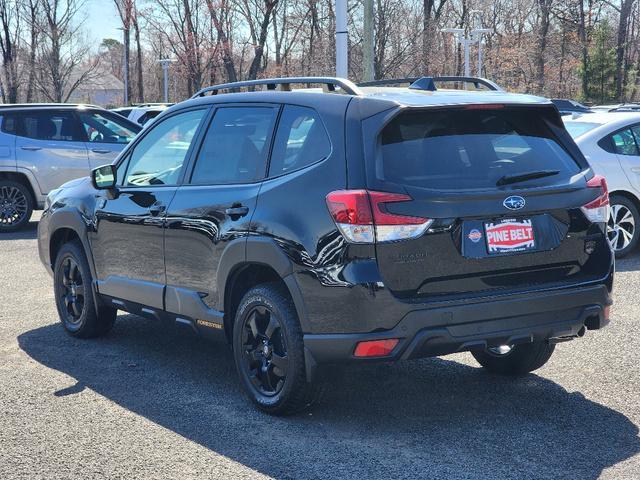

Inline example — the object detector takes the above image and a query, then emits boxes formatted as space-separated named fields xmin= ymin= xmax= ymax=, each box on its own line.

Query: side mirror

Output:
xmin=91 ymin=164 xmax=117 ymax=190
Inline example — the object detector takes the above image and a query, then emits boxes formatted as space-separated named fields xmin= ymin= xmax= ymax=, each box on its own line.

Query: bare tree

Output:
xmin=35 ymin=0 xmax=98 ymax=102
xmin=24 ymin=0 xmax=40 ymax=102
xmin=113 ymin=0 xmax=133 ymax=103
xmin=0 ymin=0 xmax=21 ymax=103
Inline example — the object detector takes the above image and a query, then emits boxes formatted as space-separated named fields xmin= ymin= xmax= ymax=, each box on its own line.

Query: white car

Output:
xmin=111 ymin=104 xmax=172 ymax=127
xmin=564 ymin=111 xmax=640 ymax=256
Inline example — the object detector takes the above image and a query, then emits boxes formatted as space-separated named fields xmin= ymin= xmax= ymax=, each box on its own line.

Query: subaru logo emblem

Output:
xmin=503 ymin=196 xmax=525 ymax=210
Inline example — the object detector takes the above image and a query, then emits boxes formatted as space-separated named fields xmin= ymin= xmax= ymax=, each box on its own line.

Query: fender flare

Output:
xmin=217 ymin=236 xmax=309 ymax=331
xmin=47 ymin=208 xmax=97 ymax=280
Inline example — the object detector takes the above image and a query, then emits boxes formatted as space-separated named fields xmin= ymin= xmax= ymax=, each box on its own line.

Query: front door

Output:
xmin=164 ymin=105 xmax=279 ymax=315
xmin=89 ymin=108 xmax=209 ymax=309
xmin=13 ymin=109 xmax=89 ymax=195
xmin=76 ymin=109 xmax=140 ymax=169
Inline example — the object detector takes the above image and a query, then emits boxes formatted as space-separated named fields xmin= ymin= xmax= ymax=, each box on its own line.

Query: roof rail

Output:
xmin=357 ymin=76 xmax=503 ymax=92
xmin=191 ymin=77 xmax=363 ymax=99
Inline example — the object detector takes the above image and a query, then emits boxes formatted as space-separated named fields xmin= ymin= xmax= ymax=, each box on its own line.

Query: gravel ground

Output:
xmin=1 ymin=212 xmax=639 ymax=479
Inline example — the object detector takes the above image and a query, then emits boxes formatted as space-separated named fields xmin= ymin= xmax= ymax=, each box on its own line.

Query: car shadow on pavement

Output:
xmin=1 ymin=220 xmax=38 ymax=240
xmin=615 ymin=251 xmax=640 ymax=272
xmin=19 ymin=316 xmax=640 ymax=480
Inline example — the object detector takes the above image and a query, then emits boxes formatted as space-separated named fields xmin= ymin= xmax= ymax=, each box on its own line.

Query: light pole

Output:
xmin=335 ymin=0 xmax=348 ymax=78
xmin=158 ymin=59 xmax=172 ymax=103
xmin=117 ymin=27 xmax=129 ymax=106
xmin=442 ymin=26 xmax=492 ymax=78
xmin=363 ymin=0 xmax=374 ymax=82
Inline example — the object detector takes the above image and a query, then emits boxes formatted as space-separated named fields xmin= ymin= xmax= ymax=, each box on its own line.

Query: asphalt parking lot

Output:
xmin=1 ymin=213 xmax=639 ymax=479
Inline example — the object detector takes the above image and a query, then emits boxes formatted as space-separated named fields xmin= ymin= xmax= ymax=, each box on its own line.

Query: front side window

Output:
xmin=610 ymin=129 xmax=639 ymax=156
xmin=190 ymin=107 xmax=277 ymax=184
xmin=269 ymin=105 xmax=331 ymax=176
xmin=77 ymin=111 xmax=140 ymax=144
xmin=17 ymin=111 xmax=84 ymax=142
xmin=377 ymin=107 xmax=582 ymax=190
xmin=123 ymin=109 xmax=206 ymax=187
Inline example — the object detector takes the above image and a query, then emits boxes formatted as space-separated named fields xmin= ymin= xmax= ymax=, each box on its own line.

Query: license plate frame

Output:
xmin=484 ymin=218 xmax=536 ymax=255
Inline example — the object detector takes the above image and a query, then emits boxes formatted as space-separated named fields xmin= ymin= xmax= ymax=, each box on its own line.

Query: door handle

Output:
xmin=225 ymin=206 xmax=249 ymax=218
xmin=92 ymin=149 xmax=112 ymax=154
xmin=21 ymin=146 xmax=42 ymax=151
xmin=149 ymin=203 xmax=166 ymax=216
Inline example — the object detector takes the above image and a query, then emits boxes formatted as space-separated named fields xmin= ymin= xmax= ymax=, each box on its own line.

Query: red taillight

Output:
xmin=326 ymin=190 xmax=433 ymax=243
xmin=354 ymin=338 xmax=400 ymax=357
xmin=325 ymin=190 xmax=372 ymax=225
xmin=581 ymin=175 xmax=609 ymax=223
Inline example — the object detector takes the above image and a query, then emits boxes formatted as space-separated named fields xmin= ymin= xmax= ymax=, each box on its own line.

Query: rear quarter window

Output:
xmin=376 ymin=107 xmax=582 ymax=190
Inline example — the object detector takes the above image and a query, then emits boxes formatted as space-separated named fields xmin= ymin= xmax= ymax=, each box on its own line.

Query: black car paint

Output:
xmin=38 ymin=89 xmax=614 ymax=379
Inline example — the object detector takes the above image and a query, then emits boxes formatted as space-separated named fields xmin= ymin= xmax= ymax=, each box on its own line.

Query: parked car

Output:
xmin=551 ymin=98 xmax=593 ymax=116
xmin=38 ymin=76 xmax=613 ymax=414
xmin=0 ymin=104 xmax=141 ymax=231
xmin=111 ymin=104 xmax=173 ymax=126
xmin=591 ymin=103 xmax=640 ymax=113
xmin=564 ymin=111 xmax=640 ymax=257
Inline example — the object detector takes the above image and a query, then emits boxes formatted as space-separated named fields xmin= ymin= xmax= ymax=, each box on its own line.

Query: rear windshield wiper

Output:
xmin=496 ymin=169 xmax=560 ymax=186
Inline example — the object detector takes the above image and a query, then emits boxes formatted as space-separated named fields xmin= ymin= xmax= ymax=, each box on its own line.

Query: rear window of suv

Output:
xmin=376 ymin=107 xmax=582 ymax=190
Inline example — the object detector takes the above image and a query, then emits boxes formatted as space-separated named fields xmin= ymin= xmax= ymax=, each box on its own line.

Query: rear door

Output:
xmin=76 ymin=109 xmax=141 ymax=168
xmin=163 ymin=105 xmax=278 ymax=315
xmin=362 ymin=104 xmax=611 ymax=300
xmin=14 ymin=109 xmax=89 ymax=195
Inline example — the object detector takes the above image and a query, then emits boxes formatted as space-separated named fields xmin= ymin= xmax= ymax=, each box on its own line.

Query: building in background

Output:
xmin=66 ymin=68 xmax=124 ymax=107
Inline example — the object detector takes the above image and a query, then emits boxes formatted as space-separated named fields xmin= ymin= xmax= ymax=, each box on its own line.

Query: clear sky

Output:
xmin=83 ymin=0 xmax=122 ymax=45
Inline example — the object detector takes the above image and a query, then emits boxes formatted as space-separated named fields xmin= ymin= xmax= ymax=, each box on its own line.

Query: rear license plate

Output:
xmin=484 ymin=218 xmax=535 ymax=254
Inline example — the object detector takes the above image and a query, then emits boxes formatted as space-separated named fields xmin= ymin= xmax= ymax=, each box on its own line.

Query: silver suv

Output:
xmin=0 ymin=104 xmax=141 ymax=231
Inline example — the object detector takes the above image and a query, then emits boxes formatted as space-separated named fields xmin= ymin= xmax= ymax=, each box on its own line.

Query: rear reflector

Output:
xmin=581 ymin=175 xmax=609 ymax=223
xmin=326 ymin=190 xmax=433 ymax=243
xmin=354 ymin=339 xmax=400 ymax=357
xmin=604 ymin=305 xmax=611 ymax=320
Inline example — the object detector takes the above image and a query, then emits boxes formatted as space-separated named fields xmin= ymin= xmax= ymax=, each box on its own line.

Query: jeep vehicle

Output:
xmin=37 ymin=77 xmax=613 ymax=415
xmin=0 ymin=104 xmax=141 ymax=231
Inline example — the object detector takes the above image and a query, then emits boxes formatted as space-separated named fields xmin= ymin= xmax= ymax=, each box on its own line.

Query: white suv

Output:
xmin=564 ymin=111 xmax=640 ymax=256
xmin=0 ymin=104 xmax=140 ymax=231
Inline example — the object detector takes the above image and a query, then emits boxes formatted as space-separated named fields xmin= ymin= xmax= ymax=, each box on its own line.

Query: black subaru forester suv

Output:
xmin=38 ymin=76 xmax=613 ymax=415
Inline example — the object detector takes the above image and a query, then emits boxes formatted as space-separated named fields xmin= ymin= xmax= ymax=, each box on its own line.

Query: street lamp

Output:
xmin=335 ymin=0 xmax=348 ymax=78
xmin=442 ymin=26 xmax=492 ymax=78
xmin=157 ymin=59 xmax=172 ymax=103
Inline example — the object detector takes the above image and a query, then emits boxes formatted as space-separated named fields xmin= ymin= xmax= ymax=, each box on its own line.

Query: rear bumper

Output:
xmin=303 ymin=283 xmax=611 ymax=372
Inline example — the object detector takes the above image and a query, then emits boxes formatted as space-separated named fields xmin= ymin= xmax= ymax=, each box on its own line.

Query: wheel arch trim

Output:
xmin=217 ymin=236 xmax=309 ymax=332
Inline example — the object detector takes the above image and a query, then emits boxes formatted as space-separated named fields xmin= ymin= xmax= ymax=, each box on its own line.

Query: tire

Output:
xmin=608 ymin=195 xmax=640 ymax=258
xmin=0 ymin=180 xmax=33 ymax=232
xmin=53 ymin=240 xmax=116 ymax=338
xmin=471 ymin=341 xmax=556 ymax=375
xmin=233 ymin=282 xmax=320 ymax=415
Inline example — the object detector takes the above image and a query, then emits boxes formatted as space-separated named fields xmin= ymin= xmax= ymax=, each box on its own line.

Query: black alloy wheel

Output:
xmin=233 ymin=283 xmax=321 ymax=415
xmin=53 ymin=241 xmax=116 ymax=338
xmin=0 ymin=181 xmax=32 ymax=231
xmin=59 ymin=257 xmax=86 ymax=324
xmin=239 ymin=305 xmax=289 ymax=396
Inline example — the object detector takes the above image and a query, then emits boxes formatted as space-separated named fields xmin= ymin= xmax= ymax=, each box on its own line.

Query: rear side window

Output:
xmin=377 ymin=107 xmax=582 ymax=190
xmin=190 ymin=107 xmax=277 ymax=184
xmin=610 ymin=128 xmax=640 ymax=156
xmin=14 ymin=111 xmax=84 ymax=142
xmin=269 ymin=106 xmax=331 ymax=176
xmin=2 ymin=114 xmax=16 ymax=134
